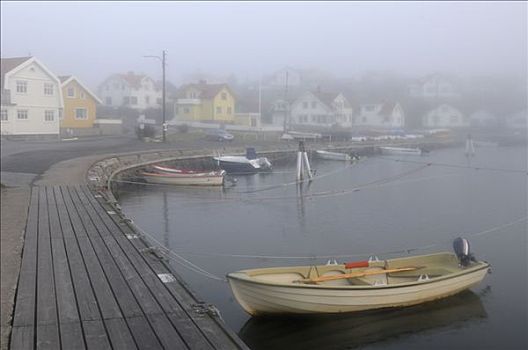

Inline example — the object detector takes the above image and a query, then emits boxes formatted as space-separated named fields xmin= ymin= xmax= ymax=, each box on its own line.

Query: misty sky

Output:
xmin=1 ymin=1 xmax=526 ymax=89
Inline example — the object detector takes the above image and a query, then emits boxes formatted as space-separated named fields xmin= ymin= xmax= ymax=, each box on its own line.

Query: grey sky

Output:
xmin=1 ymin=1 xmax=526 ymax=89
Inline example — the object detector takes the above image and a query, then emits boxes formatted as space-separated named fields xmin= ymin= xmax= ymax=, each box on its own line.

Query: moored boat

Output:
xmin=214 ymin=148 xmax=272 ymax=174
xmin=380 ymin=146 xmax=422 ymax=156
xmin=142 ymin=167 xmax=225 ymax=186
xmin=315 ymin=150 xmax=352 ymax=161
xmin=227 ymin=242 xmax=489 ymax=316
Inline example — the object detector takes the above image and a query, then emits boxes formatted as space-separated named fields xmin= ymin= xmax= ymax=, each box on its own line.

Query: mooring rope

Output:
xmin=378 ymin=156 xmax=528 ymax=175
xmin=165 ymin=215 xmax=527 ymax=262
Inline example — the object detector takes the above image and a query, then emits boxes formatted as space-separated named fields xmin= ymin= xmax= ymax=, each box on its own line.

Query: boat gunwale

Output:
xmin=227 ymin=263 xmax=490 ymax=291
xmin=142 ymin=172 xmax=224 ymax=179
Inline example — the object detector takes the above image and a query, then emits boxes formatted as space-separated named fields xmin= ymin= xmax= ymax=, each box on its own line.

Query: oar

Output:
xmin=296 ymin=266 xmax=423 ymax=284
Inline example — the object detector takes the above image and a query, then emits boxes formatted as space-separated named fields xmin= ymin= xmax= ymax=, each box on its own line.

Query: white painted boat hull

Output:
xmin=143 ymin=173 xmax=224 ymax=186
xmin=315 ymin=150 xmax=352 ymax=161
xmin=227 ymin=253 xmax=489 ymax=315
xmin=380 ymin=147 xmax=422 ymax=156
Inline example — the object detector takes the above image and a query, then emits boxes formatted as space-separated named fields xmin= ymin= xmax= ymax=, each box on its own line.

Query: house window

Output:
xmin=145 ymin=96 xmax=150 ymax=104
xmin=67 ymin=87 xmax=75 ymax=97
xmin=216 ymin=106 xmax=222 ymax=114
xmin=183 ymin=107 xmax=190 ymax=113
xmin=123 ymin=96 xmax=130 ymax=105
xmin=227 ymin=107 xmax=232 ymax=115
xmin=75 ymin=108 xmax=88 ymax=120
xmin=131 ymin=96 xmax=138 ymax=105
xmin=221 ymin=92 xmax=227 ymax=100
xmin=44 ymin=83 xmax=54 ymax=95
xmin=311 ymin=101 xmax=316 ymax=109
xmin=17 ymin=110 xmax=28 ymax=120
xmin=16 ymin=81 xmax=28 ymax=94
xmin=105 ymin=96 xmax=112 ymax=105
xmin=303 ymin=102 xmax=308 ymax=109
xmin=44 ymin=110 xmax=55 ymax=121
xmin=311 ymin=115 xmax=316 ymax=122
xmin=1 ymin=110 xmax=7 ymax=121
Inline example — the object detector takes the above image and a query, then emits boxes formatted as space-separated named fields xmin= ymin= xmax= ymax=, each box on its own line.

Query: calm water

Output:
xmin=116 ymin=146 xmax=527 ymax=349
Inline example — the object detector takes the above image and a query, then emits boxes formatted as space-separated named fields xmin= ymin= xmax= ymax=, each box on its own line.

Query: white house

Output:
xmin=1 ymin=57 xmax=63 ymax=136
xmin=409 ymin=74 xmax=459 ymax=99
xmin=98 ymin=72 xmax=161 ymax=110
xmin=355 ymin=101 xmax=405 ymax=129
xmin=422 ymin=104 xmax=469 ymax=128
xmin=289 ymin=91 xmax=353 ymax=129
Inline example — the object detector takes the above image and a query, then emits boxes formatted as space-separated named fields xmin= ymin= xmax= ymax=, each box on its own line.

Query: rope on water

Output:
xmin=166 ymin=215 xmax=527 ymax=261
xmin=378 ymin=156 xmax=528 ymax=175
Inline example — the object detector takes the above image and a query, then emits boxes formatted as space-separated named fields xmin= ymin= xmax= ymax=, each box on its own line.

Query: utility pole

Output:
xmin=144 ymin=50 xmax=167 ymax=142
xmin=162 ymin=50 xmax=166 ymax=142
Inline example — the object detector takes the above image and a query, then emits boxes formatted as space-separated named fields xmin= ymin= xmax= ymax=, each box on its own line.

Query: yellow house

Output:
xmin=59 ymin=75 xmax=101 ymax=130
xmin=175 ymin=82 xmax=236 ymax=123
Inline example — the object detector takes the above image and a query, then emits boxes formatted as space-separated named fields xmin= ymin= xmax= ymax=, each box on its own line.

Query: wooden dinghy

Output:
xmin=142 ymin=165 xmax=225 ymax=186
xmin=315 ymin=150 xmax=352 ymax=161
xmin=380 ymin=146 xmax=422 ymax=156
xmin=227 ymin=249 xmax=489 ymax=316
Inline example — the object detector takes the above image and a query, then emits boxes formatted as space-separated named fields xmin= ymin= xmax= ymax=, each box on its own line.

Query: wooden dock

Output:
xmin=10 ymin=185 xmax=248 ymax=350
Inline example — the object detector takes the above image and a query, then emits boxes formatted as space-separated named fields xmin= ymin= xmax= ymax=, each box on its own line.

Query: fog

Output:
xmin=1 ymin=2 xmax=526 ymax=88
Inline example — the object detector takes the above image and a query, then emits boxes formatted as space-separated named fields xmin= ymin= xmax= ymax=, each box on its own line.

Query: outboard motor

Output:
xmin=246 ymin=148 xmax=257 ymax=160
xmin=453 ymin=237 xmax=477 ymax=267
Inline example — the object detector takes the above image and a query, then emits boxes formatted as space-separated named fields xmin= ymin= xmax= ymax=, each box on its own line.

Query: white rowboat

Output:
xmin=142 ymin=170 xmax=225 ymax=186
xmin=380 ymin=146 xmax=422 ymax=156
xmin=315 ymin=150 xmax=352 ymax=161
xmin=227 ymin=252 xmax=489 ymax=315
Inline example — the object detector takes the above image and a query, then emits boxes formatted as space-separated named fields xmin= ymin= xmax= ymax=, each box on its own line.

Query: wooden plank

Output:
xmin=54 ymin=187 xmax=100 ymax=321
xmin=47 ymin=187 xmax=81 ymax=325
xmin=79 ymin=186 xmax=247 ymax=349
xmin=60 ymin=186 xmax=123 ymax=320
xmin=59 ymin=322 xmax=86 ymax=350
xmin=126 ymin=316 xmax=164 ymax=350
xmin=36 ymin=324 xmax=60 ymax=350
xmin=65 ymin=187 xmax=144 ymax=319
xmin=82 ymin=320 xmax=111 ymax=350
xmin=10 ymin=326 xmax=34 ymax=350
xmin=104 ymin=318 xmax=138 ymax=350
xmin=36 ymin=187 xmax=58 ymax=331
xmin=12 ymin=188 xmax=39 ymax=327
xmin=74 ymin=187 xmax=210 ymax=348
xmin=146 ymin=313 xmax=188 ymax=349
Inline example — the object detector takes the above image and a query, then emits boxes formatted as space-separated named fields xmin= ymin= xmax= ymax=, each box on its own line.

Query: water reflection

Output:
xmin=239 ymin=291 xmax=487 ymax=350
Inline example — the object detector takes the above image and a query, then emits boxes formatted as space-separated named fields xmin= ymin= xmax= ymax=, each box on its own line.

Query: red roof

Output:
xmin=1 ymin=56 xmax=32 ymax=89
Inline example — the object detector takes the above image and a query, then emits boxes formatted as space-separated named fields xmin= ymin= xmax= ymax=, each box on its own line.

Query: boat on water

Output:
xmin=227 ymin=239 xmax=489 ymax=316
xmin=142 ymin=165 xmax=225 ymax=186
xmin=315 ymin=150 xmax=352 ymax=161
xmin=380 ymin=146 xmax=422 ymax=156
xmin=214 ymin=148 xmax=272 ymax=174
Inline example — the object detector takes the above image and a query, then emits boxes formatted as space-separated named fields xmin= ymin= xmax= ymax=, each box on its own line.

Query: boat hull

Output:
xmin=315 ymin=150 xmax=352 ymax=161
xmin=380 ymin=147 xmax=422 ymax=156
xmin=227 ymin=254 xmax=489 ymax=315
xmin=214 ymin=156 xmax=272 ymax=174
xmin=142 ymin=173 xmax=224 ymax=186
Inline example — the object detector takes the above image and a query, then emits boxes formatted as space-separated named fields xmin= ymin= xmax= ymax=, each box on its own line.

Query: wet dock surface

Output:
xmin=10 ymin=185 xmax=247 ymax=350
